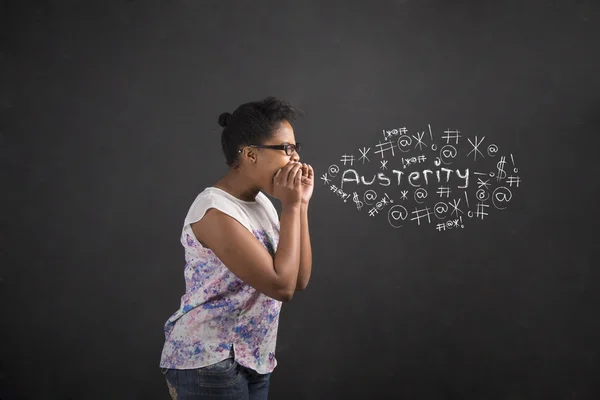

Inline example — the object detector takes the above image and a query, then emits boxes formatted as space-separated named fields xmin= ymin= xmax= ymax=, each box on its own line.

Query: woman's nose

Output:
xmin=291 ymin=152 xmax=300 ymax=162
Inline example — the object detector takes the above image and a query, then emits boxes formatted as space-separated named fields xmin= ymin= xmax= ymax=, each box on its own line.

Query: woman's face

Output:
xmin=250 ymin=120 xmax=301 ymax=196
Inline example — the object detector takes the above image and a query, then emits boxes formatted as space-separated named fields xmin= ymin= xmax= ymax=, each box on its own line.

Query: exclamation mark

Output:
xmin=383 ymin=193 xmax=393 ymax=203
xmin=344 ymin=193 xmax=351 ymax=202
xmin=511 ymin=154 xmax=518 ymax=173
xmin=460 ymin=215 xmax=464 ymax=228
xmin=401 ymin=158 xmax=406 ymax=169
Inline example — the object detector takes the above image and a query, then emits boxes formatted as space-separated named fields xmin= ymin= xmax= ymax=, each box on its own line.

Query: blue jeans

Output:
xmin=161 ymin=358 xmax=271 ymax=400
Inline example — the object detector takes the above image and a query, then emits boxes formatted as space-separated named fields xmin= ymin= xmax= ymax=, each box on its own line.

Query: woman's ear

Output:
xmin=241 ymin=147 xmax=257 ymax=164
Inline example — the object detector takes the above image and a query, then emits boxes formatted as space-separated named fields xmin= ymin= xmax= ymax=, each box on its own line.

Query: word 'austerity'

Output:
xmin=340 ymin=168 xmax=469 ymax=189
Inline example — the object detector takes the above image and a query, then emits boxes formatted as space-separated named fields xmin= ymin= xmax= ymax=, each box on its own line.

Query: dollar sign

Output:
xmin=353 ymin=192 xmax=363 ymax=210
xmin=496 ymin=156 xmax=507 ymax=180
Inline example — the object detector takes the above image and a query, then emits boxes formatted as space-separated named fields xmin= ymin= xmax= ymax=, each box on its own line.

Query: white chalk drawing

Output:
xmin=359 ymin=147 xmax=371 ymax=164
xmin=352 ymin=192 xmax=364 ymax=210
xmin=388 ymin=205 xmax=408 ymax=228
xmin=364 ymin=190 xmax=378 ymax=205
xmin=340 ymin=155 xmax=355 ymax=166
xmin=467 ymin=136 xmax=485 ymax=161
xmin=440 ymin=145 xmax=457 ymax=165
xmin=510 ymin=153 xmax=518 ymax=173
xmin=324 ymin=124 xmax=522 ymax=231
xmin=442 ymin=129 xmax=461 ymax=144
xmin=414 ymin=188 xmax=428 ymax=204
xmin=413 ymin=131 xmax=427 ymax=151
xmin=492 ymin=186 xmax=512 ymax=210
xmin=487 ymin=144 xmax=498 ymax=157
xmin=328 ymin=165 xmax=340 ymax=177
xmin=374 ymin=140 xmax=396 ymax=158
xmin=397 ymin=135 xmax=412 ymax=152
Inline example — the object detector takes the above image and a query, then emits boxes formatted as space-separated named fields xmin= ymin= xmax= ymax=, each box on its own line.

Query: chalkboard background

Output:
xmin=2 ymin=1 xmax=600 ymax=399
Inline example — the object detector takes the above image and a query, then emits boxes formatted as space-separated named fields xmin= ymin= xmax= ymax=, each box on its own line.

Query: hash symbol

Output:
xmin=475 ymin=202 xmax=489 ymax=220
xmin=436 ymin=223 xmax=447 ymax=232
xmin=442 ymin=129 xmax=461 ymax=144
xmin=417 ymin=155 xmax=427 ymax=163
xmin=340 ymin=154 xmax=354 ymax=166
xmin=411 ymin=207 xmax=432 ymax=225
xmin=437 ymin=186 xmax=451 ymax=198
xmin=374 ymin=140 xmax=396 ymax=159
xmin=507 ymin=176 xmax=521 ymax=187
xmin=380 ymin=160 xmax=388 ymax=170
xmin=368 ymin=207 xmax=379 ymax=217
xmin=467 ymin=136 xmax=485 ymax=161
xmin=358 ymin=147 xmax=371 ymax=164
xmin=320 ymin=173 xmax=330 ymax=185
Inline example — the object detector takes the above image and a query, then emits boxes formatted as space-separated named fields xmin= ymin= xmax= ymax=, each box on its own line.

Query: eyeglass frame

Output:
xmin=238 ymin=143 xmax=301 ymax=156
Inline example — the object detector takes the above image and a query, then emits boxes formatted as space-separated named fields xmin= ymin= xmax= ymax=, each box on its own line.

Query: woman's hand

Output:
xmin=300 ymin=163 xmax=314 ymax=205
xmin=273 ymin=162 xmax=303 ymax=208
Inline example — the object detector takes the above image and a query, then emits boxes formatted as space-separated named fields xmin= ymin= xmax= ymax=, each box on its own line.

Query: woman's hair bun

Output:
xmin=218 ymin=112 xmax=232 ymax=127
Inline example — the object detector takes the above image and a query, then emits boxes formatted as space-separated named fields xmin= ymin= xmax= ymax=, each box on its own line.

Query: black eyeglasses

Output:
xmin=239 ymin=143 xmax=301 ymax=156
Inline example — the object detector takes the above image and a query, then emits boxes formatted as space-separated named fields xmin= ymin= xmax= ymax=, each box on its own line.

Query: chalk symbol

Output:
xmin=414 ymin=188 xmax=428 ymax=204
xmin=374 ymin=140 xmax=396 ymax=159
xmin=467 ymin=136 xmax=485 ymax=161
xmin=380 ymin=160 xmax=388 ymax=170
xmin=328 ymin=165 xmax=340 ymax=177
xmin=352 ymin=192 xmax=363 ymax=210
xmin=487 ymin=144 xmax=498 ymax=157
xmin=382 ymin=128 xmax=398 ymax=140
xmin=413 ymin=131 xmax=427 ymax=151
xmin=437 ymin=186 xmax=451 ymax=198
xmin=320 ymin=173 xmax=330 ymax=185
xmin=442 ymin=129 xmax=461 ymax=144
xmin=368 ymin=207 xmax=379 ymax=217
xmin=434 ymin=202 xmax=449 ymax=220
xmin=388 ymin=205 xmax=408 ymax=228
xmin=375 ymin=193 xmax=393 ymax=210
xmin=428 ymin=124 xmax=434 ymax=142
xmin=434 ymin=157 xmax=441 ymax=167
xmin=464 ymin=191 xmax=470 ymax=208
xmin=448 ymin=198 xmax=463 ymax=217
xmin=476 ymin=189 xmax=489 ymax=202
xmin=358 ymin=147 xmax=371 ymax=164
xmin=475 ymin=202 xmax=489 ymax=220
xmin=340 ymin=154 xmax=354 ymax=166
xmin=496 ymin=156 xmax=507 ymax=181
xmin=507 ymin=176 xmax=521 ymax=187
xmin=492 ymin=186 xmax=512 ymax=210
xmin=411 ymin=207 xmax=432 ymax=226
xmin=511 ymin=153 xmax=518 ymax=173
xmin=477 ymin=178 xmax=490 ymax=190
xmin=400 ymin=190 xmax=408 ymax=200
xmin=397 ymin=135 xmax=412 ymax=152
xmin=440 ymin=145 xmax=457 ymax=165
xmin=364 ymin=190 xmax=378 ymax=205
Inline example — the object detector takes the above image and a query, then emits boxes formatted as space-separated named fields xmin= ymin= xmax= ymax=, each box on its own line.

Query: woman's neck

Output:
xmin=214 ymin=169 xmax=260 ymax=202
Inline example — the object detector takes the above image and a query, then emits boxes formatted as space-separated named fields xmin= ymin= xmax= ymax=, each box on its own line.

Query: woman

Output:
xmin=159 ymin=96 xmax=314 ymax=400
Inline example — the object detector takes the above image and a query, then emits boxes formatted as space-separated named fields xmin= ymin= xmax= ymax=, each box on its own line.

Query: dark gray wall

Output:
xmin=2 ymin=1 xmax=600 ymax=399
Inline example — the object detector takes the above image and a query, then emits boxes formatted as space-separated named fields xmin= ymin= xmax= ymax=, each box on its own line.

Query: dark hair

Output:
xmin=218 ymin=96 xmax=304 ymax=167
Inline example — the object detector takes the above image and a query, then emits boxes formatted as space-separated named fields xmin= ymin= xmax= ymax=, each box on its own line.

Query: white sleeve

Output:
xmin=257 ymin=192 xmax=280 ymax=228
xmin=183 ymin=193 xmax=253 ymax=233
